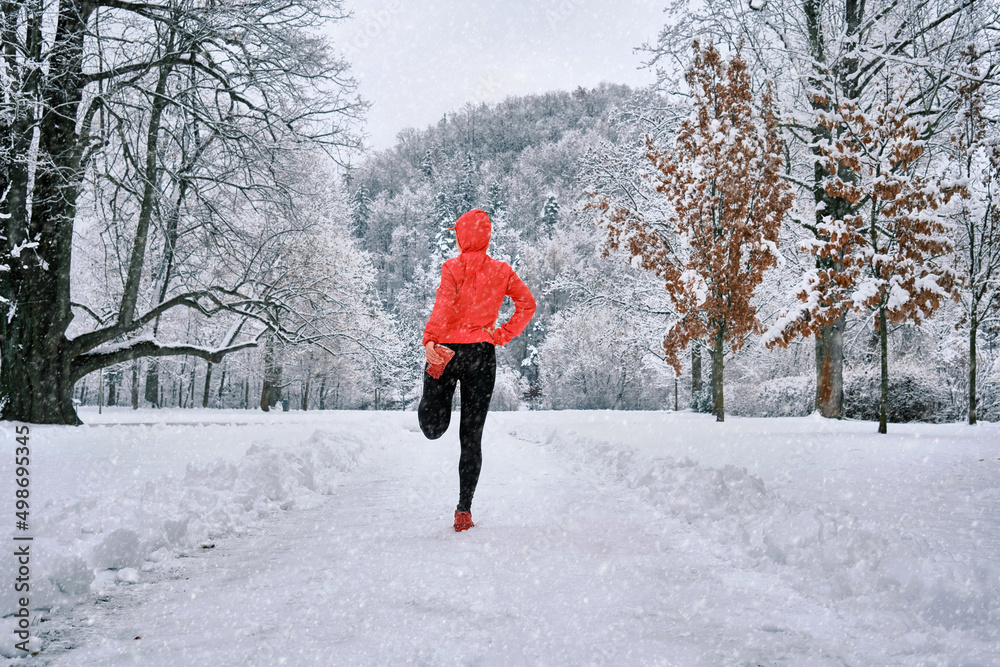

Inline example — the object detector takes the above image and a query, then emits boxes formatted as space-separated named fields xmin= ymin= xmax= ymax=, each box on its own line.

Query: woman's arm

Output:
xmin=491 ymin=270 xmax=536 ymax=346
xmin=423 ymin=264 xmax=458 ymax=347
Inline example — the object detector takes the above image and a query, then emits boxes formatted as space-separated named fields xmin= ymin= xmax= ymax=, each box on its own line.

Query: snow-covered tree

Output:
xmin=647 ymin=0 xmax=999 ymax=419
xmin=457 ymin=153 xmax=478 ymax=212
xmin=594 ymin=44 xmax=794 ymax=421
xmin=1 ymin=0 xmax=365 ymax=424
xmin=420 ymin=150 xmax=435 ymax=180
xmin=351 ymin=185 xmax=374 ymax=238
xmin=951 ymin=52 xmax=1000 ymax=424
xmin=433 ymin=192 xmax=457 ymax=255
xmin=486 ymin=180 xmax=505 ymax=218
xmin=539 ymin=305 xmax=660 ymax=410
xmin=540 ymin=194 xmax=560 ymax=234
xmin=766 ymin=89 xmax=961 ymax=433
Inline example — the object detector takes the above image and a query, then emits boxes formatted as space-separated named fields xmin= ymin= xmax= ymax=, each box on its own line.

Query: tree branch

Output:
xmin=71 ymin=338 xmax=259 ymax=382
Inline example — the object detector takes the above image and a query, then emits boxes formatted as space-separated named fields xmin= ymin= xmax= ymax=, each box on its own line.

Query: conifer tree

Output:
xmin=434 ymin=192 xmax=456 ymax=255
xmin=487 ymin=180 xmax=505 ymax=218
xmin=351 ymin=185 xmax=373 ymax=238
xmin=458 ymin=153 xmax=478 ymax=211
xmin=420 ymin=150 xmax=435 ymax=180
xmin=541 ymin=194 xmax=560 ymax=233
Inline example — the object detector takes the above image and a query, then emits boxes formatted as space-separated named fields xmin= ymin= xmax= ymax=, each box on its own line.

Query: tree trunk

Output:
xmin=0 ymin=1 xmax=94 ymax=425
xmin=260 ymin=380 xmax=271 ymax=411
xmin=878 ymin=306 xmax=889 ymax=434
xmin=301 ymin=376 xmax=310 ymax=411
xmin=815 ymin=317 xmax=845 ymax=418
xmin=260 ymin=337 xmax=280 ymax=411
xmin=969 ymin=316 xmax=978 ymax=425
xmin=131 ymin=361 xmax=139 ymax=409
xmin=107 ymin=372 xmax=118 ymax=407
xmin=176 ymin=358 xmax=185 ymax=407
xmin=802 ymin=0 xmax=861 ymax=423
xmin=0 ymin=317 xmax=81 ymax=424
xmin=202 ymin=362 xmax=213 ymax=408
xmin=711 ymin=331 xmax=725 ymax=423
xmin=217 ymin=362 xmax=227 ymax=405
xmin=145 ymin=360 xmax=160 ymax=407
xmin=318 ymin=375 xmax=327 ymax=410
xmin=188 ymin=363 xmax=196 ymax=407
xmin=692 ymin=346 xmax=703 ymax=394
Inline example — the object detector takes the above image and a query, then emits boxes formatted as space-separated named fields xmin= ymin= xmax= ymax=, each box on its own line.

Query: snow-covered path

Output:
xmin=4 ymin=410 xmax=998 ymax=665
xmin=45 ymin=415 xmax=862 ymax=665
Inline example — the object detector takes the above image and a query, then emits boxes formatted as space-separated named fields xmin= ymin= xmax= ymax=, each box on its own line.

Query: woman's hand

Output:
xmin=425 ymin=341 xmax=447 ymax=365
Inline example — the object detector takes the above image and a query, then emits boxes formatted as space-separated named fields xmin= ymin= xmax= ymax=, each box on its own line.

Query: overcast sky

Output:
xmin=328 ymin=0 xmax=667 ymax=151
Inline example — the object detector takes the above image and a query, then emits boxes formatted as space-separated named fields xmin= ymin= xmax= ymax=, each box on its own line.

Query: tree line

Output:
xmin=4 ymin=0 xmax=998 ymax=427
xmin=1 ymin=0 xmax=401 ymax=423
xmin=623 ymin=0 xmax=999 ymax=429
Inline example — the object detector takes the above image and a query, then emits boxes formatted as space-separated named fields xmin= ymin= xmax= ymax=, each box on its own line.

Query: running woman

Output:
xmin=419 ymin=208 xmax=536 ymax=531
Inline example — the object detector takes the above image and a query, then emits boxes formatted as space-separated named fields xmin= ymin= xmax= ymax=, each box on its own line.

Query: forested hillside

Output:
xmin=343 ymin=83 xmax=681 ymax=411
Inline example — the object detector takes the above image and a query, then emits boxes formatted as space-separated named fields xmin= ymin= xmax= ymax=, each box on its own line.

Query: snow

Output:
xmin=887 ymin=280 xmax=911 ymax=310
xmin=679 ymin=269 xmax=709 ymax=306
xmin=851 ymin=276 xmax=880 ymax=305
xmin=2 ymin=409 xmax=998 ymax=664
xmin=9 ymin=241 xmax=38 ymax=258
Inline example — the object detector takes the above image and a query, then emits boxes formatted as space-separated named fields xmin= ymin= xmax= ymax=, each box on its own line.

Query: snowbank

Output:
xmin=512 ymin=424 xmax=999 ymax=637
xmin=3 ymin=430 xmax=364 ymax=624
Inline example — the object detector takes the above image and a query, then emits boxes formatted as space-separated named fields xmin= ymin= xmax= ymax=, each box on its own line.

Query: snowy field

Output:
xmin=1 ymin=408 xmax=998 ymax=665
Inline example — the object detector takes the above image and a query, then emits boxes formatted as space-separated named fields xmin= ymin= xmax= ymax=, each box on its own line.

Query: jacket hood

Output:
xmin=455 ymin=209 xmax=491 ymax=253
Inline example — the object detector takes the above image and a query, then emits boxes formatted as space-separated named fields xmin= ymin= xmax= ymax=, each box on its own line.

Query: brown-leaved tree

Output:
xmin=595 ymin=43 xmax=794 ymax=421
xmin=766 ymin=88 xmax=960 ymax=433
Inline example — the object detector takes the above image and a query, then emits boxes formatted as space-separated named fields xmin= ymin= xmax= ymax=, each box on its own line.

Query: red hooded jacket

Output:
xmin=423 ymin=209 xmax=536 ymax=347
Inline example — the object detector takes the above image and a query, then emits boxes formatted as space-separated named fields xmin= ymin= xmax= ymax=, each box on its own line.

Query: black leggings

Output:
xmin=418 ymin=342 xmax=496 ymax=512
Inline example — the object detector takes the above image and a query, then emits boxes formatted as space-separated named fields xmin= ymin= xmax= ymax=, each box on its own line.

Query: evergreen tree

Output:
xmin=487 ymin=180 xmax=506 ymax=218
xmin=434 ymin=192 xmax=456 ymax=255
xmin=351 ymin=185 xmax=373 ymax=239
xmin=420 ymin=150 xmax=434 ymax=180
xmin=458 ymin=153 xmax=478 ymax=211
xmin=541 ymin=194 xmax=560 ymax=233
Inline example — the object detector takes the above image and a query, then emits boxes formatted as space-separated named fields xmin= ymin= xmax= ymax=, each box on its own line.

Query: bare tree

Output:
xmin=1 ymin=0 xmax=364 ymax=423
xmin=952 ymin=49 xmax=1000 ymax=424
